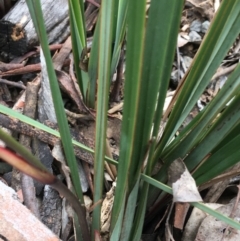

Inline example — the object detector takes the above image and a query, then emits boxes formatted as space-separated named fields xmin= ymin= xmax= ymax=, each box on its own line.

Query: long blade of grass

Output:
xmin=119 ymin=179 xmax=140 ymax=240
xmin=152 ymin=92 xmax=240 ymax=195
xmin=110 ymin=0 xmax=128 ymax=77
xmin=193 ymin=121 xmax=240 ymax=181
xmin=68 ymin=0 xmax=89 ymax=100
xmin=184 ymin=93 xmax=240 ymax=171
xmin=69 ymin=8 xmax=85 ymax=96
xmin=211 ymin=118 xmax=240 ymax=153
xmin=110 ymin=0 xmax=147 ymax=237
xmin=141 ymin=174 xmax=240 ymax=230
xmin=111 ymin=1 xmax=184 ymax=238
xmin=162 ymin=63 xmax=240 ymax=163
xmin=154 ymin=0 xmax=240 ymax=162
xmin=141 ymin=0 xmax=185 ymax=170
xmin=92 ymin=0 xmax=115 ymax=235
xmin=194 ymin=131 xmax=240 ymax=185
xmin=130 ymin=0 xmax=184 ymax=240
xmin=87 ymin=19 xmax=100 ymax=108
xmin=110 ymin=193 xmax=126 ymax=241
xmin=147 ymin=66 xmax=240 ymax=208
xmin=87 ymin=0 xmax=128 ymax=107
xmin=130 ymin=184 xmax=149 ymax=241
xmin=69 ymin=0 xmax=86 ymax=47
xmin=0 ymin=104 xmax=117 ymax=165
xmin=26 ymin=0 xmax=83 ymax=202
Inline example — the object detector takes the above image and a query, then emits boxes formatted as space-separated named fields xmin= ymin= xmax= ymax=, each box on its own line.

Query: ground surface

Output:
xmin=0 ymin=0 xmax=240 ymax=241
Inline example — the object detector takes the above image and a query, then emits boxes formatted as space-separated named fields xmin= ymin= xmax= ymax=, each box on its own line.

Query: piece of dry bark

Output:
xmin=32 ymin=138 xmax=53 ymax=195
xmin=0 ymin=113 xmax=95 ymax=164
xmin=0 ymin=181 xmax=61 ymax=241
xmin=11 ymin=77 xmax=40 ymax=194
xmin=0 ymin=63 xmax=41 ymax=76
xmin=85 ymin=8 xmax=99 ymax=33
xmin=85 ymin=0 xmax=100 ymax=33
xmin=0 ymin=0 xmax=70 ymax=60
xmin=0 ymin=62 xmax=24 ymax=71
xmin=20 ymin=80 xmax=40 ymax=218
xmin=10 ymin=44 xmax=63 ymax=64
xmin=52 ymin=36 xmax=72 ymax=71
xmin=0 ymin=78 xmax=26 ymax=89
xmin=40 ymin=185 xmax=62 ymax=237
xmin=174 ymin=202 xmax=190 ymax=230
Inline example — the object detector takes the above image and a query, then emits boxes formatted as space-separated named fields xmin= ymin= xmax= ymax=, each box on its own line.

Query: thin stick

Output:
xmin=20 ymin=80 xmax=40 ymax=218
xmin=165 ymin=201 xmax=175 ymax=241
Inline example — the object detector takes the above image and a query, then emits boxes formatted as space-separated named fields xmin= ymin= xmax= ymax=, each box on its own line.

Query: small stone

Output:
xmin=201 ymin=21 xmax=210 ymax=33
xmin=189 ymin=31 xmax=202 ymax=43
xmin=190 ymin=19 xmax=202 ymax=32
xmin=182 ymin=56 xmax=193 ymax=70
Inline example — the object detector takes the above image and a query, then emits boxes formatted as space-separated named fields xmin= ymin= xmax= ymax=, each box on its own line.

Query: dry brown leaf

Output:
xmin=168 ymin=158 xmax=202 ymax=202
xmin=195 ymin=202 xmax=240 ymax=241
xmin=101 ymin=182 xmax=116 ymax=233
xmin=182 ymin=203 xmax=223 ymax=241
xmin=174 ymin=202 xmax=190 ymax=230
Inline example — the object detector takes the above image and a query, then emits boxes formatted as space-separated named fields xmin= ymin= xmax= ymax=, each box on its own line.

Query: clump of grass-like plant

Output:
xmin=0 ymin=0 xmax=240 ymax=240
